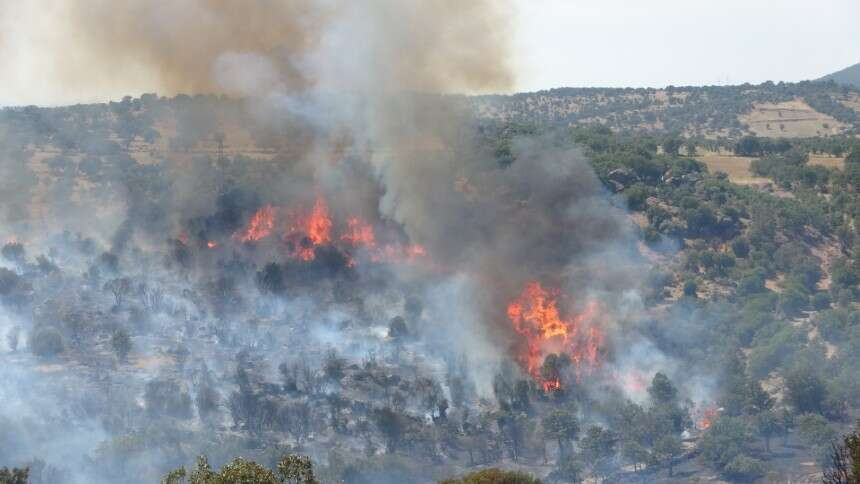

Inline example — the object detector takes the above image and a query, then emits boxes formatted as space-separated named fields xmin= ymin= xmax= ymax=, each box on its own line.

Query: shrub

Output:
xmin=29 ymin=327 xmax=64 ymax=357
xmin=723 ymin=455 xmax=766 ymax=482
xmin=440 ymin=469 xmax=542 ymax=484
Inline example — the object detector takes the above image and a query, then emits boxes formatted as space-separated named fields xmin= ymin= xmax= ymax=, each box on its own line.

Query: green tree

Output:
xmin=699 ymin=416 xmax=751 ymax=471
xmin=580 ymin=425 xmax=617 ymax=481
xmin=0 ymin=467 xmax=29 ymax=484
xmin=663 ymin=137 xmax=683 ymax=157
xmin=111 ymin=327 xmax=132 ymax=362
xmin=547 ymin=458 xmax=584 ymax=484
xmin=29 ymin=327 xmax=64 ymax=357
xmin=723 ymin=455 xmax=766 ymax=482
xmin=684 ymin=140 xmax=698 ymax=157
xmin=374 ymin=407 xmax=407 ymax=454
xmin=163 ymin=454 xmax=318 ymax=484
xmin=439 ymin=468 xmax=542 ymax=484
xmin=648 ymin=372 xmax=678 ymax=404
xmin=542 ymin=409 xmax=580 ymax=458
xmin=683 ymin=280 xmax=698 ymax=298
xmin=797 ymin=413 xmax=836 ymax=448
xmin=652 ymin=434 xmax=683 ymax=477
xmin=785 ymin=367 xmax=828 ymax=414
xmin=754 ymin=410 xmax=780 ymax=453
xmin=824 ymin=420 xmax=860 ymax=484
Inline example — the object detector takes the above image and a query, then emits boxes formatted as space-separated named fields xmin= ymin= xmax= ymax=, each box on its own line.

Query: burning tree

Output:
xmin=507 ymin=281 xmax=603 ymax=390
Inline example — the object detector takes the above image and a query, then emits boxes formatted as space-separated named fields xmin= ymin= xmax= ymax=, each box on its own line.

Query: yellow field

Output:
xmin=809 ymin=154 xmax=845 ymax=169
xmin=739 ymin=99 xmax=846 ymax=138
xmin=696 ymin=153 xmax=769 ymax=185
xmin=840 ymin=93 xmax=860 ymax=115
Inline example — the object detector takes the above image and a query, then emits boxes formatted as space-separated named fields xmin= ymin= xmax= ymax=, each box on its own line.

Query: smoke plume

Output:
xmin=0 ymin=2 xmax=684 ymax=482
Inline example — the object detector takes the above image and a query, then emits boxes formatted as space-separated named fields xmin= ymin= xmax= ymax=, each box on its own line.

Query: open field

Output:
xmin=696 ymin=152 xmax=768 ymax=184
xmin=809 ymin=154 xmax=845 ymax=169
xmin=739 ymin=99 xmax=847 ymax=138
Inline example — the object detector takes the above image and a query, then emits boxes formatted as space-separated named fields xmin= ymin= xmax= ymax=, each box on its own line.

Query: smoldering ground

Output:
xmin=0 ymin=1 xmax=713 ymax=482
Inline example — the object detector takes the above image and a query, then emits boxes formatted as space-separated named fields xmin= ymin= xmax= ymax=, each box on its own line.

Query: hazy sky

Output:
xmin=1 ymin=0 xmax=859 ymax=106
xmin=513 ymin=0 xmax=860 ymax=92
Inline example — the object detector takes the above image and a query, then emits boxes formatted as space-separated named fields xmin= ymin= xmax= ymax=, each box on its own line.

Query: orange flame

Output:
xmin=405 ymin=244 xmax=427 ymax=259
xmin=616 ymin=370 xmax=649 ymax=396
xmin=341 ymin=217 xmax=376 ymax=247
xmin=306 ymin=196 xmax=332 ymax=246
xmin=507 ymin=281 xmax=603 ymax=391
xmin=206 ymin=241 xmax=218 ymax=249
xmin=220 ymin=194 xmax=427 ymax=267
xmin=285 ymin=196 xmax=333 ymax=261
xmin=698 ymin=406 xmax=719 ymax=430
xmin=236 ymin=205 xmax=275 ymax=242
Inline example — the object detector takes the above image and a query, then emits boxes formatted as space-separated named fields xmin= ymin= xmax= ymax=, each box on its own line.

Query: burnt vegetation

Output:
xmin=0 ymin=82 xmax=859 ymax=484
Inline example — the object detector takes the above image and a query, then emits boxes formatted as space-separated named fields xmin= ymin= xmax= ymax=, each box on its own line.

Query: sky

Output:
xmin=1 ymin=0 xmax=859 ymax=106
xmin=513 ymin=0 xmax=860 ymax=92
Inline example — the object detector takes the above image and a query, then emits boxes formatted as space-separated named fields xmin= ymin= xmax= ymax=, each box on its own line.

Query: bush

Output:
xmin=440 ymin=469 xmax=542 ymax=484
xmin=778 ymin=288 xmax=808 ymax=317
xmin=812 ymin=292 xmax=832 ymax=310
xmin=797 ymin=413 xmax=837 ymax=448
xmin=144 ymin=377 xmax=192 ymax=419
xmin=29 ymin=327 xmax=64 ymax=357
xmin=699 ymin=416 xmax=751 ymax=470
xmin=731 ymin=238 xmax=750 ymax=258
xmin=111 ymin=327 xmax=132 ymax=361
xmin=683 ymin=280 xmax=698 ymax=298
xmin=785 ymin=368 xmax=829 ymax=415
xmin=723 ymin=455 xmax=766 ymax=482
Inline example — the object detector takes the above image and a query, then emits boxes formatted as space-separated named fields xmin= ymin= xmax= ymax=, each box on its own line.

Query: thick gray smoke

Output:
xmin=0 ymin=2 xmax=697 ymax=483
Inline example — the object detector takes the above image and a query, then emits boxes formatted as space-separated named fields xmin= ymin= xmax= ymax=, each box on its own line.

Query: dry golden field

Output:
xmin=738 ymin=99 xmax=847 ymax=138
xmin=696 ymin=152 xmax=769 ymax=185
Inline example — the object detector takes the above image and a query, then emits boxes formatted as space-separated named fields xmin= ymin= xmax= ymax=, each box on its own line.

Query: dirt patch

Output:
xmin=810 ymin=238 xmax=843 ymax=291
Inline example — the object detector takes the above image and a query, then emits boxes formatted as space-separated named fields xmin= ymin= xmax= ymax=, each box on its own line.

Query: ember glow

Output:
xmin=305 ymin=196 xmax=332 ymax=246
xmin=236 ymin=205 xmax=275 ymax=242
xmin=507 ymin=281 xmax=603 ymax=390
xmin=227 ymin=194 xmax=427 ymax=265
xmin=283 ymin=196 xmax=333 ymax=261
xmin=617 ymin=369 xmax=649 ymax=396
xmin=341 ymin=217 xmax=376 ymax=247
xmin=698 ymin=406 xmax=720 ymax=430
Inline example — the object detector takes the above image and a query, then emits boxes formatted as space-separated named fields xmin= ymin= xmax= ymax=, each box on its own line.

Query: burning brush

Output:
xmin=507 ymin=281 xmax=604 ymax=391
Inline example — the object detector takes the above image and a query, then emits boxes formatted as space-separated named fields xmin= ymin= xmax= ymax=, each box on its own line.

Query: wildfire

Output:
xmin=507 ymin=281 xmax=603 ymax=391
xmin=284 ymin=196 xmax=333 ymax=261
xmin=206 ymin=241 xmax=218 ymax=249
xmin=405 ymin=244 xmax=427 ymax=259
xmin=305 ymin=196 xmax=332 ymax=246
xmin=698 ymin=406 xmax=720 ymax=430
xmin=226 ymin=194 xmax=427 ymax=266
xmin=236 ymin=205 xmax=275 ymax=242
xmin=341 ymin=217 xmax=376 ymax=247
xmin=543 ymin=379 xmax=561 ymax=392
xmin=370 ymin=243 xmax=428 ymax=263
xmin=617 ymin=370 xmax=649 ymax=396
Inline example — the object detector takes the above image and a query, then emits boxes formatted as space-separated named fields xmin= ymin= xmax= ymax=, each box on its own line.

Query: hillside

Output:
xmin=2 ymin=92 xmax=860 ymax=484
xmin=820 ymin=62 xmax=860 ymax=88
xmin=473 ymin=81 xmax=860 ymax=138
